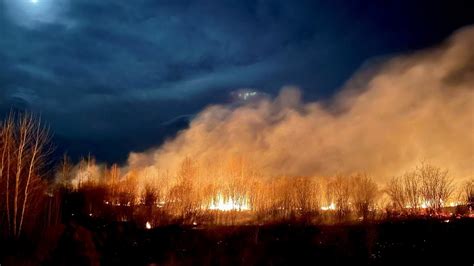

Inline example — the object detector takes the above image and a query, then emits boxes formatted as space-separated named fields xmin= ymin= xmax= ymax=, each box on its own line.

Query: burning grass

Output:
xmin=58 ymin=158 xmax=473 ymax=228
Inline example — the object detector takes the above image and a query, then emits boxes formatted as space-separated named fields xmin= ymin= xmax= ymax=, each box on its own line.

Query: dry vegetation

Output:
xmin=52 ymin=155 xmax=471 ymax=228
xmin=0 ymin=112 xmax=472 ymax=240
xmin=0 ymin=113 xmax=52 ymax=239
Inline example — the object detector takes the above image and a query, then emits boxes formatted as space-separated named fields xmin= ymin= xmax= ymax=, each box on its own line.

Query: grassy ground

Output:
xmin=8 ymin=217 xmax=465 ymax=265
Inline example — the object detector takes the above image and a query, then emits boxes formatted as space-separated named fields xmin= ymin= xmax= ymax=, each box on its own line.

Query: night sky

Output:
xmin=1 ymin=0 xmax=473 ymax=163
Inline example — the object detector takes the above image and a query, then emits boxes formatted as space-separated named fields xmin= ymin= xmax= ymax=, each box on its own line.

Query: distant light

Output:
xmin=232 ymin=89 xmax=260 ymax=102
xmin=31 ymin=0 xmax=38 ymax=4
xmin=238 ymin=91 xmax=257 ymax=100
xmin=145 ymin=221 xmax=152 ymax=229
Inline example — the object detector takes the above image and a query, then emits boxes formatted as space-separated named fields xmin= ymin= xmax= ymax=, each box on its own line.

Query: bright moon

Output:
xmin=4 ymin=0 xmax=73 ymax=29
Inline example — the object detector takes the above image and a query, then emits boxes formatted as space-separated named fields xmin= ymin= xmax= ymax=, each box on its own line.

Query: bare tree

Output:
xmin=387 ymin=169 xmax=423 ymax=214
xmin=418 ymin=163 xmax=454 ymax=213
xmin=0 ymin=113 xmax=52 ymax=238
xmin=387 ymin=163 xmax=454 ymax=215
xmin=403 ymin=171 xmax=421 ymax=212
xmin=0 ymin=114 xmax=14 ymax=235
xmin=327 ymin=176 xmax=351 ymax=220
xmin=56 ymin=154 xmax=74 ymax=188
xmin=350 ymin=174 xmax=378 ymax=221
xmin=386 ymin=176 xmax=407 ymax=212
xmin=119 ymin=170 xmax=138 ymax=206
xmin=105 ymin=163 xmax=121 ymax=204
xmin=290 ymin=176 xmax=320 ymax=222
xmin=142 ymin=183 xmax=158 ymax=206
xmin=275 ymin=177 xmax=294 ymax=220
xmin=464 ymin=179 xmax=474 ymax=207
xmin=167 ymin=157 xmax=199 ymax=222
xmin=75 ymin=155 xmax=99 ymax=189
xmin=387 ymin=170 xmax=422 ymax=214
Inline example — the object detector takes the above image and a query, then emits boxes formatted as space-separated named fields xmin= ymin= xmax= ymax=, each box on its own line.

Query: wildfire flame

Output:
xmin=405 ymin=200 xmax=462 ymax=209
xmin=206 ymin=193 xmax=250 ymax=211
xmin=321 ymin=203 xmax=336 ymax=211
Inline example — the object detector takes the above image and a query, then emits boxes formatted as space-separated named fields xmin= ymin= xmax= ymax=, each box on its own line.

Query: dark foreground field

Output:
xmin=2 ymin=217 xmax=473 ymax=265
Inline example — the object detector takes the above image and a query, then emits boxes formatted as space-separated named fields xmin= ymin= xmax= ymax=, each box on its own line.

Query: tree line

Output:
xmin=56 ymin=155 xmax=473 ymax=227
xmin=0 ymin=113 xmax=473 ymax=238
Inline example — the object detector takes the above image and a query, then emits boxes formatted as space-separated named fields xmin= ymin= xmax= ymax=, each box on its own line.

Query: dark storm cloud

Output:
xmin=1 ymin=0 xmax=473 ymax=162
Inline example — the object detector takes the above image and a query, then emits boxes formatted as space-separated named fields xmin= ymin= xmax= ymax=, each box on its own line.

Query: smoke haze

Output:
xmin=127 ymin=27 xmax=474 ymax=183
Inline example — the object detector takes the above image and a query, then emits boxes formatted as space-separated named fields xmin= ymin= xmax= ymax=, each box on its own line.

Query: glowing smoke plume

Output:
xmin=127 ymin=27 xmax=474 ymax=183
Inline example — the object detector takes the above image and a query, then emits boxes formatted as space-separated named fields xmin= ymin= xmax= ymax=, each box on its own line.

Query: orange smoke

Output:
xmin=127 ymin=26 xmax=474 ymax=183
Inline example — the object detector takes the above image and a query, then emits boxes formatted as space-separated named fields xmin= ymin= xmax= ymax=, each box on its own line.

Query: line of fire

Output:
xmin=60 ymin=157 xmax=474 ymax=230
xmin=1 ymin=113 xmax=473 ymax=240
